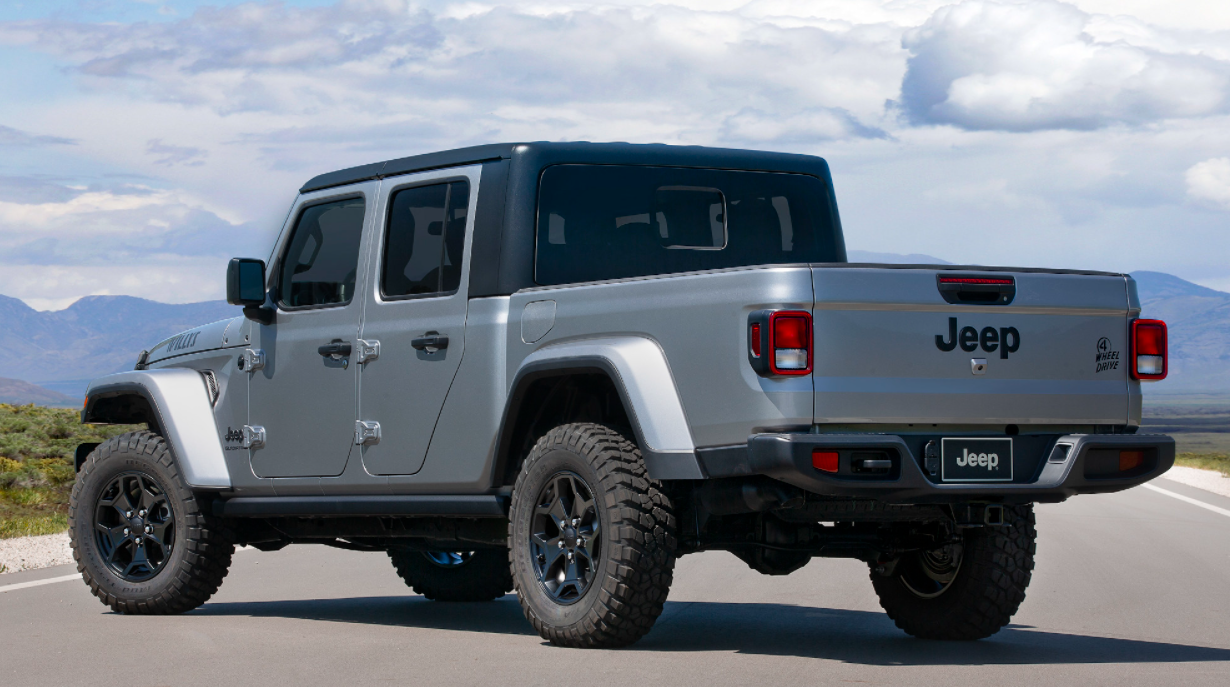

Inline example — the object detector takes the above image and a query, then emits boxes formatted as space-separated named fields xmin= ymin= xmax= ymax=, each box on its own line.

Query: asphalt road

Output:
xmin=3 ymin=479 xmax=1229 ymax=687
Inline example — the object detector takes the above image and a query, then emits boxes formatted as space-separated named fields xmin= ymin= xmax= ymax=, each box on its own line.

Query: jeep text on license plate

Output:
xmin=940 ymin=438 xmax=1013 ymax=482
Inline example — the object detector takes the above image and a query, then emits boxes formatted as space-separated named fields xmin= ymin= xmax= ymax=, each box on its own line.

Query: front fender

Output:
xmin=512 ymin=337 xmax=704 ymax=480
xmin=84 ymin=370 xmax=231 ymax=490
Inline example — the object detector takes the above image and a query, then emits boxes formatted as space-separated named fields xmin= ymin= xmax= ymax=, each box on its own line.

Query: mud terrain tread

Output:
xmin=511 ymin=423 xmax=677 ymax=648
xmin=69 ymin=430 xmax=235 ymax=614
xmin=388 ymin=548 xmax=513 ymax=601
xmin=871 ymin=504 xmax=1036 ymax=640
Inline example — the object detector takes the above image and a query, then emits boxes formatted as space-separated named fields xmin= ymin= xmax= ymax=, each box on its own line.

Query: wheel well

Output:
xmin=495 ymin=371 xmax=633 ymax=487
xmin=83 ymin=392 xmax=158 ymax=430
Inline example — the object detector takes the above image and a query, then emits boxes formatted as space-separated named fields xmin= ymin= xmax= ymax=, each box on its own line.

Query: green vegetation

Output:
xmin=0 ymin=404 xmax=140 ymax=540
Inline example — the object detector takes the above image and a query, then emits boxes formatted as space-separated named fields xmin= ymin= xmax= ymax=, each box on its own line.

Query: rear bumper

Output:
xmin=697 ymin=433 xmax=1175 ymax=504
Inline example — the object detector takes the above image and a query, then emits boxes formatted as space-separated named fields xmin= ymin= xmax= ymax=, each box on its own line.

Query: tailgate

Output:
xmin=811 ymin=266 xmax=1134 ymax=425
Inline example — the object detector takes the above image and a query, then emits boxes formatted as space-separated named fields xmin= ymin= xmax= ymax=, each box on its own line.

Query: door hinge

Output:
xmin=242 ymin=425 xmax=266 ymax=450
xmin=356 ymin=339 xmax=380 ymax=364
xmin=354 ymin=420 xmax=381 ymax=446
xmin=238 ymin=348 xmax=265 ymax=373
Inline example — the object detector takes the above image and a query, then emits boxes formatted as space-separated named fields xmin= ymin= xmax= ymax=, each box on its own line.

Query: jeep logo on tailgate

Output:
xmin=935 ymin=317 xmax=1020 ymax=359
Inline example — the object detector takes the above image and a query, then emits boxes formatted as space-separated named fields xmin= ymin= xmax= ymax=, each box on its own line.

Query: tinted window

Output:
xmin=278 ymin=197 xmax=365 ymax=308
xmin=536 ymin=165 xmax=840 ymax=285
xmin=382 ymin=180 xmax=470 ymax=298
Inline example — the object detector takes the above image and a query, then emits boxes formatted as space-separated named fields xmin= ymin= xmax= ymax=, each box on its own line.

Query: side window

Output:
xmin=278 ymin=197 xmax=366 ymax=308
xmin=381 ymin=180 xmax=470 ymax=298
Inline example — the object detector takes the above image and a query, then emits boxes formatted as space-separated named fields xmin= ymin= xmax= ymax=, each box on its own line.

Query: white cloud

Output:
xmin=901 ymin=0 xmax=1230 ymax=131
xmin=0 ymin=0 xmax=1229 ymax=309
xmin=0 ymin=124 xmax=75 ymax=147
xmin=1186 ymin=157 xmax=1230 ymax=209
xmin=0 ymin=262 xmax=226 ymax=310
xmin=0 ymin=1 xmax=904 ymax=145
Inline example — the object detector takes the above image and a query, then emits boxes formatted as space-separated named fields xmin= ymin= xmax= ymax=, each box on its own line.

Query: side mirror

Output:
xmin=227 ymin=258 xmax=266 ymax=305
xmin=227 ymin=258 xmax=274 ymax=325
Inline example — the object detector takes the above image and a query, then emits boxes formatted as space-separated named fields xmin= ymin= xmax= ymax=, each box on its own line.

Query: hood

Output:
xmin=145 ymin=316 xmax=249 ymax=365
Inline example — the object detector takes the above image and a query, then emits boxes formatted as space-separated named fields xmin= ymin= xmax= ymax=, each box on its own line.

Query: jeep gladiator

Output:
xmin=72 ymin=142 xmax=1174 ymax=647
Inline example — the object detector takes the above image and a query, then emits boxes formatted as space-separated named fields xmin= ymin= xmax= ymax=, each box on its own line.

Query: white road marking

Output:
xmin=0 ymin=574 xmax=80 ymax=594
xmin=0 ymin=546 xmax=255 ymax=594
xmin=1144 ymin=483 xmax=1230 ymax=519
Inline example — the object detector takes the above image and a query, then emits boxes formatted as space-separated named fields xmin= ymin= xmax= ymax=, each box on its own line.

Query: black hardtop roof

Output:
xmin=299 ymin=141 xmax=832 ymax=194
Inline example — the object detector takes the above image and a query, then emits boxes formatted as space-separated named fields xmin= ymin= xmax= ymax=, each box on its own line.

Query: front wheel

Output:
xmin=509 ymin=423 xmax=677 ymax=648
xmin=870 ymin=504 xmax=1036 ymax=640
xmin=69 ymin=431 xmax=235 ymax=614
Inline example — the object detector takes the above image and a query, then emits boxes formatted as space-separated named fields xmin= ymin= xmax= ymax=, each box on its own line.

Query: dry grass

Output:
xmin=1174 ymin=452 xmax=1230 ymax=477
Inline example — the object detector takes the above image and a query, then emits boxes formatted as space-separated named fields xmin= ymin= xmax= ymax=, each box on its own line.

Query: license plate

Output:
xmin=941 ymin=438 xmax=1013 ymax=482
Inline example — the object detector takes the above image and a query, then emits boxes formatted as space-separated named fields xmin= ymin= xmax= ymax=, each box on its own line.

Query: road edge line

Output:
xmin=1144 ymin=483 xmax=1230 ymax=519
xmin=0 ymin=573 xmax=80 ymax=594
xmin=0 ymin=546 xmax=254 ymax=594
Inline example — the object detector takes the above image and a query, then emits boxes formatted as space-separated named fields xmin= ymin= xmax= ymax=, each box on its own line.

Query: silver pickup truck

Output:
xmin=72 ymin=142 xmax=1174 ymax=647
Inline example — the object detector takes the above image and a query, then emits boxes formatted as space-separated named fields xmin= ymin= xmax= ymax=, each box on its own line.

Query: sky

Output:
xmin=0 ymin=0 xmax=1228 ymax=310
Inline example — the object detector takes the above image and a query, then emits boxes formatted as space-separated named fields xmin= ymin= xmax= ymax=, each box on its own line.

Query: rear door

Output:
xmin=357 ymin=167 xmax=478 ymax=475
xmin=811 ymin=266 xmax=1132 ymax=425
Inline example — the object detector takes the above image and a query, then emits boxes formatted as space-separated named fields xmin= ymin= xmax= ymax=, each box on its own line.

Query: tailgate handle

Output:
xmin=937 ymin=274 xmax=1015 ymax=305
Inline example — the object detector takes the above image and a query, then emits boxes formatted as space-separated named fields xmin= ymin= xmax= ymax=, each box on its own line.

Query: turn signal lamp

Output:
xmin=748 ymin=310 xmax=813 ymax=376
xmin=1118 ymin=450 xmax=1144 ymax=472
xmin=812 ymin=450 xmax=839 ymax=473
xmin=1131 ymin=319 xmax=1167 ymax=380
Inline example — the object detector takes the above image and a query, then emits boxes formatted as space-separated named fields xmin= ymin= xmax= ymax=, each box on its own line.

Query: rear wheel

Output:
xmin=387 ymin=548 xmax=512 ymax=601
xmin=69 ymin=431 xmax=234 ymax=614
xmin=870 ymin=504 xmax=1036 ymax=640
xmin=509 ymin=423 xmax=677 ymax=648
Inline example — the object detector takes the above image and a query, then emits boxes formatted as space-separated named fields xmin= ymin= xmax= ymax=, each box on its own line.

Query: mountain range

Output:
xmin=0 ymin=256 xmax=1224 ymax=403
xmin=0 ymin=294 xmax=238 ymax=399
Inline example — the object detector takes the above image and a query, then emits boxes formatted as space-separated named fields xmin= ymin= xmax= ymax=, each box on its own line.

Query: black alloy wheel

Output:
xmin=509 ymin=423 xmax=677 ymax=648
xmin=93 ymin=471 xmax=175 ymax=582
xmin=528 ymin=471 xmax=600 ymax=603
xmin=423 ymin=551 xmax=473 ymax=567
xmin=869 ymin=504 xmax=1036 ymax=640
xmin=898 ymin=542 xmax=963 ymax=599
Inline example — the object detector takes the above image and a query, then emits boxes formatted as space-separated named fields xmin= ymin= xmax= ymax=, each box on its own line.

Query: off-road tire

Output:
xmin=388 ymin=549 xmax=513 ymax=601
xmin=509 ymin=423 xmax=677 ymax=648
xmin=69 ymin=430 xmax=235 ymax=614
xmin=870 ymin=504 xmax=1036 ymax=640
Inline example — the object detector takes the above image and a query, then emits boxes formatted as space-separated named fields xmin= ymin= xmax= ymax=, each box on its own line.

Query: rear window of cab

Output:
xmin=534 ymin=164 xmax=842 ymax=286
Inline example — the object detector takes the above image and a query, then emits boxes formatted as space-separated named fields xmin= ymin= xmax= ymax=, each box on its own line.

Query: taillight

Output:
xmin=1131 ymin=319 xmax=1167 ymax=381
xmin=748 ymin=310 xmax=813 ymax=376
xmin=812 ymin=450 xmax=839 ymax=473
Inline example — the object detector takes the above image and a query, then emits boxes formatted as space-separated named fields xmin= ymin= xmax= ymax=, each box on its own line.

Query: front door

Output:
xmin=358 ymin=170 xmax=476 ymax=475
xmin=248 ymin=184 xmax=375 ymax=478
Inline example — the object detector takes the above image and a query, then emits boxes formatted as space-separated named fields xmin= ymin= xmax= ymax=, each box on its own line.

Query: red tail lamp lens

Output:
xmin=1131 ymin=319 xmax=1167 ymax=380
xmin=1135 ymin=323 xmax=1165 ymax=355
xmin=773 ymin=315 xmax=809 ymax=349
xmin=768 ymin=311 xmax=812 ymax=375
xmin=1119 ymin=450 xmax=1144 ymax=472
xmin=750 ymin=323 xmax=762 ymax=357
xmin=812 ymin=450 xmax=839 ymax=473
